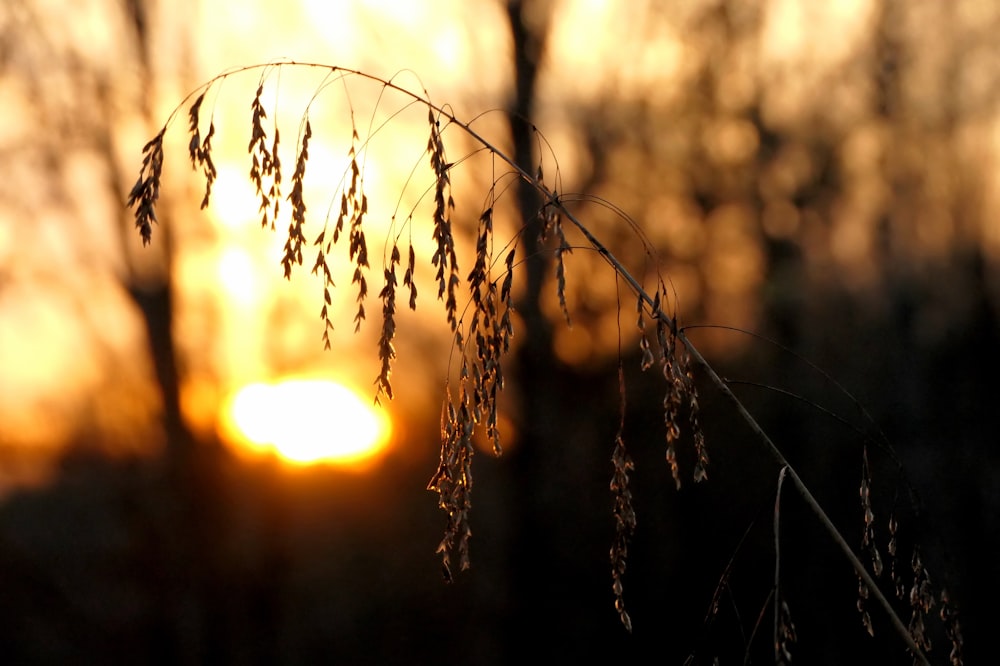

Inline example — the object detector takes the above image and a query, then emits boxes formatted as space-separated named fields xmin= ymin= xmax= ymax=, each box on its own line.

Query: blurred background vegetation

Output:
xmin=0 ymin=0 xmax=996 ymax=663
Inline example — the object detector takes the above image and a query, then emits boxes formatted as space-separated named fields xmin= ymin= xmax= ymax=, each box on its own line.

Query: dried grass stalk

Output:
xmin=428 ymin=109 xmax=460 ymax=330
xmin=375 ymin=247 xmax=398 ymax=403
xmin=610 ymin=364 xmax=636 ymax=633
xmin=187 ymin=93 xmax=217 ymax=210
xmin=908 ymin=548 xmax=935 ymax=653
xmin=248 ymin=83 xmax=281 ymax=230
xmin=427 ymin=385 xmax=474 ymax=581
xmin=283 ymin=118 xmax=311 ymax=279
xmin=127 ymin=128 xmax=165 ymax=245
xmin=939 ymin=589 xmax=964 ymax=666
xmin=126 ymin=64 xmax=950 ymax=664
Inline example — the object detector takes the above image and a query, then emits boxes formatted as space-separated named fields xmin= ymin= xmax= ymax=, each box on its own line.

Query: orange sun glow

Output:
xmin=222 ymin=379 xmax=392 ymax=466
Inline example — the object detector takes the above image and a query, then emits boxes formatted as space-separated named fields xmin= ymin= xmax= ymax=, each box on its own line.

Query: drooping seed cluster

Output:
xmin=248 ymin=84 xmax=281 ymax=232
xmin=187 ymin=93 xmax=217 ymax=210
xmin=285 ymin=118 xmax=311 ymax=281
xmin=776 ymin=598 xmax=797 ymax=665
xmin=857 ymin=457 xmax=963 ymax=664
xmin=610 ymin=363 xmax=635 ymax=633
xmin=637 ymin=290 xmax=708 ymax=491
xmin=428 ymin=108 xmax=460 ymax=332
xmin=908 ymin=548 xmax=935 ymax=654
xmin=428 ymin=194 xmax=515 ymax=579
xmin=309 ymin=126 xmax=373 ymax=350
xmin=127 ymin=128 xmax=165 ymax=246
xmin=603 ymin=286 xmax=708 ymax=633
xmin=939 ymin=589 xmax=965 ymax=666
xmin=857 ymin=446 xmax=881 ymax=636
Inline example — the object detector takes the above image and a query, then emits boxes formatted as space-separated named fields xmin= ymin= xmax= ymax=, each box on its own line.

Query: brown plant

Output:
xmin=127 ymin=62 xmax=960 ymax=664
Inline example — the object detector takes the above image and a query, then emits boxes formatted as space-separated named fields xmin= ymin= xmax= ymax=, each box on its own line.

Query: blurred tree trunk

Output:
xmin=503 ymin=0 xmax=568 ymax=652
xmin=111 ymin=2 xmax=236 ymax=662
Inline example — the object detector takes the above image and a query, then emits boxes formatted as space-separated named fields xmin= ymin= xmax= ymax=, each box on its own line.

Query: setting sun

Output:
xmin=223 ymin=379 xmax=392 ymax=466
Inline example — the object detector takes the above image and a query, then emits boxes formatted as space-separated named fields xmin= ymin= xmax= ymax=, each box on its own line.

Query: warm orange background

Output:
xmin=0 ymin=2 xmax=995 ymax=662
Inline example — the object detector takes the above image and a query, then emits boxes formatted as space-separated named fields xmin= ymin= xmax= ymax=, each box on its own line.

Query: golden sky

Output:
xmin=2 ymin=0 xmax=999 ymax=489
xmin=0 ymin=0 xmax=520 ymax=482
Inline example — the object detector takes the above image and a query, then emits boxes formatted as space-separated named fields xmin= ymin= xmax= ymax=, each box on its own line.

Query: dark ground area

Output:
xmin=0 ymin=266 xmax=994 ymax=665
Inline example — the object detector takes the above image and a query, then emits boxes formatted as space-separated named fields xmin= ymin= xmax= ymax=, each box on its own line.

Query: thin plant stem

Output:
xmin=774 ymin=465 xmax=788 ymax=663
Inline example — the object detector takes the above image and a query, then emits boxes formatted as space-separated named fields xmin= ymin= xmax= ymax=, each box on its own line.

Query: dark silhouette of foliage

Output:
xmin=128 ymin=61 xmax=966 ymax=664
